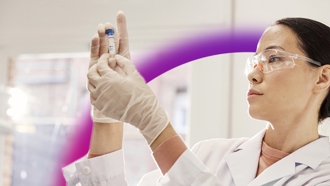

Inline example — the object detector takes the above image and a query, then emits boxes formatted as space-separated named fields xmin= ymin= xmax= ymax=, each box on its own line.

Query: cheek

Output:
xmin=267 ymin=72 xmax=291 ymax=97
xmin=248 ymin=73 xmax=297 ymax=120
xmin=267 ymin=70 xmax=311 ymax=105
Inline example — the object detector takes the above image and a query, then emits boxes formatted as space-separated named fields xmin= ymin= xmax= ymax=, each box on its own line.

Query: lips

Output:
xmin=247 ymin=89 xmax=263 ymax=96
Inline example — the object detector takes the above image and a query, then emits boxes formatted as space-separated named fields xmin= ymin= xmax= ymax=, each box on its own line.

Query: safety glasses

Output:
xmin=245 ymin=49 xmax=322 ymax=74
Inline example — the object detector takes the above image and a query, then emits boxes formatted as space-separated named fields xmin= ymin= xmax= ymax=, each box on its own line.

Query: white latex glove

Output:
xmin=89 ymin=11 xmax=131 ymax=123
xmin=91 ymin=107 xmax=120 ymax=123
xmin=87 ymin=54 xmax=169 ymax=144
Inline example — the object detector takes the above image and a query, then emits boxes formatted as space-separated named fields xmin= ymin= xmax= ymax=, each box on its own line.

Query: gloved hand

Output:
xmin=89 ymin=11 xmax=131 ymax=123
xmin=87 ymin=54 xmax=169 ymax=144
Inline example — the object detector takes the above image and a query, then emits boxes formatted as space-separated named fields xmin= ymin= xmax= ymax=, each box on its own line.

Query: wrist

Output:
xmin=150 ymin=123 xmax=177 ymax=151
xmin=88 ymin=122 xmax=124 ymax=158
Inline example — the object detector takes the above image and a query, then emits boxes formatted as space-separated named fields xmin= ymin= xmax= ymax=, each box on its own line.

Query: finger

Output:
xmin=87 ymin=65 xmax=100 ymax=87
xmin=90 ymin=34 xmax=100 ymax=60
xmin=108 ymin=57 xmax=117 ymax=69
xmin=87 ymin=76 xmax=99 ymax=99
xmin=90 ymin=94 xmax=96 ymax=105
xmin=89 ymin=82 xmax=101 ymax=99
xmin=116 ymin=11 xmax=131 ymax=60
xmin=104 ymin=22 xmax=119 ymax=56
xmin=96 ymin=53 xmax=117 ymax=77
xmin=109 ymin=57 xmax=127 ymax=77
xmin=87 ymin=82 xmax=96 ymax=93
xmin=114 ymin=65 xmax=127 ymax=77
xmin=90 ymin=34 xmax=100 ymax=68
xmin=97 ymin=23 xmax=108 ymax=56
xmin=115 ymin=55 xmax=136 ymax=75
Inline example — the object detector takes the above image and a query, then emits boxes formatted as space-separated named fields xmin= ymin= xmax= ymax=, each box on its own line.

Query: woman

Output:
xmin=63 ymin=11 xmax=330 ymax=185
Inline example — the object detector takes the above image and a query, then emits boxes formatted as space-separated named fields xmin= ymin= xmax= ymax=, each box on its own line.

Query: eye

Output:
xmin=268 ymin=55 xmax=283 ymax=63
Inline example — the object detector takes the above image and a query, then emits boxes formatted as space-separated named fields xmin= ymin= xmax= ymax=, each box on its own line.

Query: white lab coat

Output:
xmin=62 ymin=129 xmax=330 ymax=185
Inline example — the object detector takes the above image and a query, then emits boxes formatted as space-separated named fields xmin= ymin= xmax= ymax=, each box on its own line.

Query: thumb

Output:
xmin=115 ymin=54 xmax=136 ymax=75
xmin=96 ymin=53 xmax=114 ymax=76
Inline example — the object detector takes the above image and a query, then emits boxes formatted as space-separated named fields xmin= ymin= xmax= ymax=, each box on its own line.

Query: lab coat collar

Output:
xmin=221 ymin=128 xmax=266 ymax=186
xmin=250 ymin=135 xmax=330 ymax=186
xmin=291 ymin=135 xmax=330 ymax=169
xmin=233 ymin=128 xmax=266 ymax=152
xmin=223 ymin=129 xmax=330 ymax=186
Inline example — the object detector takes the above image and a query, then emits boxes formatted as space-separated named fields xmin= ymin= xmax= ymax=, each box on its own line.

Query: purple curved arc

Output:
xmin=55 ymin=28 xmax=264 ymax=186
xmin=135 ymin=29 xmax=263 ymax=82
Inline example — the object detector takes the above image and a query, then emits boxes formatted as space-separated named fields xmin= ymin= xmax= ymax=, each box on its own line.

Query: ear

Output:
xmin=314 ymin=64 xmax=330 ymax=93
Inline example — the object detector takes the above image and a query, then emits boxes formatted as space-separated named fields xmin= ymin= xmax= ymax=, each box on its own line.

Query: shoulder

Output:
xmin=139 ymin=137 xmax=252 ymax=185
xmin=190 ymin=137 xmax=250 ymax=171
xmin=296 ymin=156 xmax=330 ymax=185
xmin=313 ymin=149 xmax=330 ymax=173
xmin=293 ymin=139 xmax=330 ymax=185
xmin=191 ymin=137 xmax=250 ymax=154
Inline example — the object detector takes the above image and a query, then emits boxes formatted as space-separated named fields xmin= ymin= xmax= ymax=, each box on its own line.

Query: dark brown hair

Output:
xmin=275 ymin=17 xmax=330 ymax=122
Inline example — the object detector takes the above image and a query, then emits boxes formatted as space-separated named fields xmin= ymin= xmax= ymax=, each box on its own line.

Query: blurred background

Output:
xmin=1 ymin=0 xmax=330 ymax=185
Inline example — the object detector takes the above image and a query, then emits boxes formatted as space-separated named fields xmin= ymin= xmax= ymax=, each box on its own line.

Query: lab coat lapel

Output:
xmin=223 ymin=129 xmax=266 ymax=186
xmin=249 ymin=154 xmax=296 ymax=186
xmin=249 ymin=135 xmax=330 ymax=186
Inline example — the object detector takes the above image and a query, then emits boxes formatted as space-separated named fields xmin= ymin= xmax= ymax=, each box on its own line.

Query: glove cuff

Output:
xmin=91 ymin=106 xmax=120 ymax=124
xmin=92 ymin=116 xmax=120 ymax=124
xmin=140 ymin=109 xmax=170 ymax=145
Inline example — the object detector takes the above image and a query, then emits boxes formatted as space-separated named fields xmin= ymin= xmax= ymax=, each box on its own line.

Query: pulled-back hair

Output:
xmin=275 ymin=17 xmax=330 ymax=122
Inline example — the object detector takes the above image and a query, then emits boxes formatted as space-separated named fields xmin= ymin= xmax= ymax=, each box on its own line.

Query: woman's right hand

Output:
xmin=87 ymin=11 xmax=131 ymax=158
xmin=90 ymin=11 xmax=131 ymax=123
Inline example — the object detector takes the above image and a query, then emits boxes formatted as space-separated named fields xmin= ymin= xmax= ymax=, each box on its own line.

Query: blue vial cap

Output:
xmin=105 ymin=29 xmax=115 ymax=35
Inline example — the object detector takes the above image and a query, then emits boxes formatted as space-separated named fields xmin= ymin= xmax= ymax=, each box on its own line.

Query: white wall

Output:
xmin=188 ymin=54 xmax=232 ymax=146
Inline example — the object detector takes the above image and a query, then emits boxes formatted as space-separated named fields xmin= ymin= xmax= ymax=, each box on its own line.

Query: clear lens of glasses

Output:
xmin=245 ymin=49 xmax=295 ymax=74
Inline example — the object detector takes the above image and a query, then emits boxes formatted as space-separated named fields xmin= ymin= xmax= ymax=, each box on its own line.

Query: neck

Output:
xmin=263 ymin=117 xmax=319 ymax=153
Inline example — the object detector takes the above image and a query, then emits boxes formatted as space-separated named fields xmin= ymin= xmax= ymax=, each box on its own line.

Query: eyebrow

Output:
xmin=255 ymin=45 xmax=286 ymax=55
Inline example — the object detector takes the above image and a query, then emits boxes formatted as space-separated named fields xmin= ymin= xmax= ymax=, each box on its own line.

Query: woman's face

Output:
xmin=247 ymin=25 xmax=317 ymax=123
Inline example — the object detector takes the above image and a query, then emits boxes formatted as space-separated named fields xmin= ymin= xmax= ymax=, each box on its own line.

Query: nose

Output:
xmin=247 ymin=67 xmax=263 ymax=85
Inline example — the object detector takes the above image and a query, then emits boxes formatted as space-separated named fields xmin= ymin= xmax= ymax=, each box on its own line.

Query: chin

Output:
xmin=248 ymin=106 xmax=267 ymax=120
